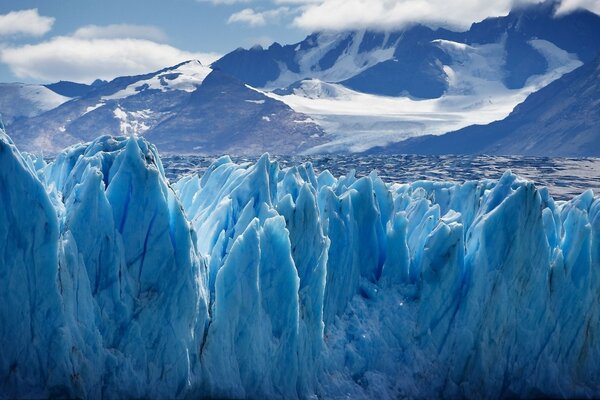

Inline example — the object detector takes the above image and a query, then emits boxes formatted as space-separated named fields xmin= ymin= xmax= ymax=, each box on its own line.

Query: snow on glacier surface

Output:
xmin=2 ymin=130 xmax=600 ymax=399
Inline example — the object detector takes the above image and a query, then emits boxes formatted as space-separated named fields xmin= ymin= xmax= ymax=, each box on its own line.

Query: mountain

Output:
xmin=265 ymin=36 xmax=583 ymax=153
xmin=6 ymin=60 xmax=325 ymax=154
xmin=214 ymin=3 xmax=600 ymax=97
xmin=3 ymin=130 xmax=600 ymax=398
xmin=143 ymin=69 xmax=326 ymax=154
xmin=375 ymin=55 xmax=600 ymax=156
xmin=45 ymin=79 xmax=107 ymax=98
xmin=212 ymin=3 xmax=600 ymax=153
xmin=2 ymin=2 xmax=599 ymax=156
xmin=214 ymin=29 xmax=451 ymax=99
xmin=458 ymin=2 xmax=600 ymax=88
xmin=0 ymin=83 xmax=68 ymax=125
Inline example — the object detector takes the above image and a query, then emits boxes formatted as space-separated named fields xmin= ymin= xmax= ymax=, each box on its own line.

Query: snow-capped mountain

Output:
xmin=216 ymin=3 xmax=600 ymax=97
xmin=6 ymin=60 xmax=325 ymax=154
xmin=214 ymin=3 xmax=600 ymax=153
xmin=378 ymin=55 xmax=600 ymax=156
xmin=263 ymin=38 xmax=582 ymax=153
xmin=214 ymin=28 xmax=447 ymax=98
xmin=0 ymin=83 xmax=69 ymax=125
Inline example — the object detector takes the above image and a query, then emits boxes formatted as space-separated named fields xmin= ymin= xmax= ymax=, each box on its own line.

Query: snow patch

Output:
xmin=113 ymin=106 xmax=151 ymax=136
xmin=104 ymin=60 xmax=211 ymax=100
xmin=83 ymin=102 xmax=105 ymax=115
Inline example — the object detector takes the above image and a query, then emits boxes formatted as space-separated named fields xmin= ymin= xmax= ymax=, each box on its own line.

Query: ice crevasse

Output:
xmin=1 ymin=129 xmax=600 ymax=399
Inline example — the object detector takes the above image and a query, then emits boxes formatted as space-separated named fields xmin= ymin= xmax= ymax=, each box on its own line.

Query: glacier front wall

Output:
xmin=1 ymin=131 xmax=600 ymax=399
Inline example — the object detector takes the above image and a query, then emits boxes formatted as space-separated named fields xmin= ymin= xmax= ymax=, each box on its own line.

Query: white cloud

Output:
xmin=73 ymin=24 xmax=169 ymax=43
xmin=228 ymin=8 xmax=266 ymax=26
xmin=292 ymin=0 xmax=599 ymax=32
xmin=197 ymin=0 xmax=251 ymax=4
xmin=246 ymin=35 xmax=276 ymax=47
xmin=0 ymin=9 xmax=54 ymax=37
xmin=273 ymin=0 xmax=322 ymax=4
xmin=556 ymin=0 xmax=600 ymax=15
xmin=227 ymin=7 xmax=291 ymax=26
xmin=0 ymin=37 xmax=221 ymax=83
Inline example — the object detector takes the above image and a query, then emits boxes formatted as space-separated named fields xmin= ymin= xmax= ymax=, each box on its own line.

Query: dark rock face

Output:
xmin=45 ymin=79 xmax=106 ymax=98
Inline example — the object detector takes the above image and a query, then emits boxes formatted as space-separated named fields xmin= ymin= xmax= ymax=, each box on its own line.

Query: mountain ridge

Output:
xmin=213 ymin=3 xmax=600 ymax=98
xmin=5 ymin=60 xmax=326 ymax=155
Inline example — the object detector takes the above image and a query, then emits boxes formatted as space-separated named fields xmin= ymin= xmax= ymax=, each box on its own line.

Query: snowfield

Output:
xmin=1 ymin=130 xmax=600 ymax=399
xmin=0 ymin=83 xmax=69 ymax=124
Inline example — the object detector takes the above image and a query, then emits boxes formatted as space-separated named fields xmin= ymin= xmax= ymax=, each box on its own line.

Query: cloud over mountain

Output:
xmin=293 ymin=0 xmax=564 ymax=31
xmin=219 ymin=0 xmax=600 ymax=32
xmin=72 ymin=24 xmax=169 ymax=43
xmin=0 ymin=35 xmax=220 ymax=83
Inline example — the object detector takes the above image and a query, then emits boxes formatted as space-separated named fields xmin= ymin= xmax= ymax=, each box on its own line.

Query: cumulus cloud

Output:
xmin=273 ymin=0 xmax=322 ymax=3
xmin=292 ymin=0 xmax=599 ymax=31
xmin=0 ymin=37 xmax=221 ymax=83
xmin=556 ymin=0 xmax=600 ymax=14
xmin=228 ymin=9 xmax=264 ymax=26
xmin=0 ymin=8 xmax=55 ymax=37
xmin=197 ymin=0 xmax=251 ymax=4
xmin=246 ymin=35 xmax=276 ymax=47
xmin=228 ymin=7 xmax=291 ymax=26
xmin=73 ymin=24 xmax=169 ymax=43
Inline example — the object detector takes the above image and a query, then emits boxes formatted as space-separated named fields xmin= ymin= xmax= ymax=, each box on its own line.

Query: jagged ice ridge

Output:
xmin=1 ymin=130 xmax=599 ymax=399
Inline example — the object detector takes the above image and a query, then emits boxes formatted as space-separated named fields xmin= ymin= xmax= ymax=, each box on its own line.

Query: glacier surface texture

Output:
xmin=1 ymin=130 xmax=600 ymax=399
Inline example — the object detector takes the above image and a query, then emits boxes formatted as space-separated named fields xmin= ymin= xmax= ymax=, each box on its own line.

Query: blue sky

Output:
xmin=0 ymin=0 xmax=309 ymax=83
xmin=0 ymin=0 xmax=309 ymax=52
xmin=0 ymin=0 xmax=598 ymax=84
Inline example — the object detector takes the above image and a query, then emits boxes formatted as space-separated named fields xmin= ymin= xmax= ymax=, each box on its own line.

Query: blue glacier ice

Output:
xmin=1 ymin=130 xmax=600 ymax=399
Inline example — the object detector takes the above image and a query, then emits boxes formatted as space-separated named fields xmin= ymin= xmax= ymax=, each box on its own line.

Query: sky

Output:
xmin=0 ymin=0 xmax=598 ymax=84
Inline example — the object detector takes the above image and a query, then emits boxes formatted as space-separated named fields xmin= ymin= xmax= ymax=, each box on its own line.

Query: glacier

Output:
xmin=1 ymin=129 xmax=600 ymax=399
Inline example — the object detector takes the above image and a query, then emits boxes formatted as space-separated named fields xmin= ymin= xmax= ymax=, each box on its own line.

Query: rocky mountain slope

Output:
xmin=5 ymin=61 xmax=325 ymax=155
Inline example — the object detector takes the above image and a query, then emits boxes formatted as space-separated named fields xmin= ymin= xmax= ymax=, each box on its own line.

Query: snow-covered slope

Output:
xmin=0 ymin=83 xmax=69 ymax=124
xmin=103 ymin=60 xmax=212 ymax=100
xmin=262 ymin=31 xmax=398 ymax=90
xmin=6 ymin=60 xmax=325 ymax=154
xmin=213 ymin=28 xmax=447 ymax=98
xmin=2 ymin=130 xmax=600 ymax=398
